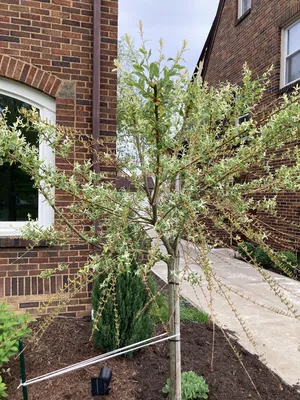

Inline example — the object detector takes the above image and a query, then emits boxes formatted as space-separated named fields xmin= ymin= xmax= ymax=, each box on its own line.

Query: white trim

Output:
xmin=281 ymin=19 xmax=300 ymax=88
xmin=0 ymin=78 xmax=55 ymax=113
xmin=280 ymin=28 xmax=286 ymax=89
xmin=0 ymin=78 xmax=55 ymax=237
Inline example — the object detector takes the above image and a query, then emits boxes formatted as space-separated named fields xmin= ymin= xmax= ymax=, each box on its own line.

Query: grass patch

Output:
xmin=180 ymin=298 xmax=209 ymax=323
xmin=151 ymin=293 xmax=209 ymax=324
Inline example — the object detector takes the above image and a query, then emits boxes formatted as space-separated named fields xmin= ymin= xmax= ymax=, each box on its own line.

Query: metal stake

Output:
xmin=19 ymin=339 xmax=28 ymax=400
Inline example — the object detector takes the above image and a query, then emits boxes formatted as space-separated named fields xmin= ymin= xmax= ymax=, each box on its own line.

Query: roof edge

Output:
xmin=193 ymin=0 xmax=225 ymax=80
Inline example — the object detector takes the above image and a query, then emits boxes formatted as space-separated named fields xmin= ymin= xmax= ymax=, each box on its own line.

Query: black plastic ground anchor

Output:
xmin=91 ymin=367 xmax=112 ymax=396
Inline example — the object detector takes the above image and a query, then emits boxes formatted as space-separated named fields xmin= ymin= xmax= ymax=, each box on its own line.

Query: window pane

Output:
xmin=0 ymin=94 xmax=38 ymax=222
xmin=242 ymin=0 xmax=251 ymax=14
xmin=288 ymin=21 xmax=300 ymax=55
xmin=286 ymin=50 xmax=300 ymax=84
xmin=238 ymin=114 xmax=249 ymax=124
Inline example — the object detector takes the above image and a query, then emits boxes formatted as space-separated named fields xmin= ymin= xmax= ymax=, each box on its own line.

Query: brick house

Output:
xmin=195 ymin=0 xmax=300 ymax=252
xmin=0 ymin=0 xmax=118 ymax=316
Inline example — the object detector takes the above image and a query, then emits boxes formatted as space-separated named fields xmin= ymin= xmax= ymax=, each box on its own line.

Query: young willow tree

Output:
xmin=0 ymin=25 xmax=300 ymax=399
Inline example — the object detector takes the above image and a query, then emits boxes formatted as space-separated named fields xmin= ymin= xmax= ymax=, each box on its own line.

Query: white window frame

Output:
xmin=0 ymin=77 xmax=55 ymax=237
xmin=281 ymin=19 xmax=300 ymax=88
xmin=238 ymin=0 xmax=251 ymax=18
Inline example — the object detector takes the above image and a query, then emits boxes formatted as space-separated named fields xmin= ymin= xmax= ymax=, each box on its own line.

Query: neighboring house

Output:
xmin=0 ymin=1 xmax=118 ymax=316
xmin=116 ymin=175 xmax=155 ymax=193
xmin=196 ymin=0 xmax=300 ymax=250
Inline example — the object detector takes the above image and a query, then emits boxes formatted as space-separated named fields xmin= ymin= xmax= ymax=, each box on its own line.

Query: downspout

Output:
xmin=93 ymin=0 xmax=101 ymax=239
xmin=93 ymin=0 xmax=101 ymax=174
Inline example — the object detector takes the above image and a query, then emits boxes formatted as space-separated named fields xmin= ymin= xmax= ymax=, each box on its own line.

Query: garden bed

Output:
xmin=5 ymin=317 xmax=300 ymax=400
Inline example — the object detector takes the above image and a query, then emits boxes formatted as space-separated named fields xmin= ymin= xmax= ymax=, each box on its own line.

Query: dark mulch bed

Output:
xmin=5 ymin=317 xmax=300 ymax=400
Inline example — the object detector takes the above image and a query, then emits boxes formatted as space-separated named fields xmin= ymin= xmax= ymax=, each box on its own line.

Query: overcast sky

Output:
xmin=118 ymin=0 xmax=219 ymax=72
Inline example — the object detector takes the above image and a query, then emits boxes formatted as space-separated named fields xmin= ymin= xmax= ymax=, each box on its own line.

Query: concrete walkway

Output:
xmin=152 ymin=240 xmax=300 ymax=387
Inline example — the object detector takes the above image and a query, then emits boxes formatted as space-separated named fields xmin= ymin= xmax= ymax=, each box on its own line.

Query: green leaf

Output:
xmin=163 ymin=68 xmax=170 ymax=80
xmin=139 ymin=47 xmax=147 ymax=55
xmin=173 ymin=64 xmax=186 ymax=70
xmin=133 ymin=64 xmax=144 ymax=72
xmin=132 ymin=71 xmax=145 ymax=80
xmin=149 ymin=62 xmax=159 ymax=79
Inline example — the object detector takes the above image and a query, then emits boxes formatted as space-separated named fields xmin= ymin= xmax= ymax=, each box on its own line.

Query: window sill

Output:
xmin=0 ymin=237 xmax=48 ymax=248
xmin=278 ymin=78 xmax=300 ymax=95
xmin=236 ymin=8 xmax=251 ymax=26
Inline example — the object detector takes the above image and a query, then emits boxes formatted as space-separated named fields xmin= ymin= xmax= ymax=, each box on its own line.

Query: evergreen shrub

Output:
xmin=237 ymin=241 xmax=256 ymax=261
xmin=92 ymin=223 xmax=154 ymax=356
xmin=92 ymin=267 xmax=154 ymax=355
xmin=276 ymin=251 xmax=297 ymax=275
xmin=254 ymin=247 xmax=273 ymax=270
xmin=238 ymin=242 xmax=299 ymax=279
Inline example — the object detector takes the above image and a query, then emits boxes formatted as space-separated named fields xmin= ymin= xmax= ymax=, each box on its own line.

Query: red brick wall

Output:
xmin=204 ymin=0 xmax=300 ymax=105
xmin=0 ymin=0 xmax=118 ymax=315
xmin=203 ymin=0 xmax=300 ymax=251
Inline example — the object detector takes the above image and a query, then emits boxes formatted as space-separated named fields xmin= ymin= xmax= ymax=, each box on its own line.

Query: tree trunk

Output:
xmin=168 ymin=252 xmax=181 ymax=400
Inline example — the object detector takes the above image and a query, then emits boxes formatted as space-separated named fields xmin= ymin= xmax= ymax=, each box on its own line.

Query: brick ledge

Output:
xmin=0 ymin=238 xmax=48 ymax=248
xmin=278 ymin=78 xmax=300 ymax=95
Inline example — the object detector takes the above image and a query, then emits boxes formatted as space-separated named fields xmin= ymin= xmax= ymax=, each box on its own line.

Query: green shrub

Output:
xmin=0 ymin=303 xmax=32 ymax=366
xmin=254 ymin=246 xmax=273 ymax=269
xmin=237 ymin=241 xmax=256 ymax=261
xmin=92 ymin=220 xmax=154 ymax=356
xmin=162 ymin=371 xmax=209 ymax=399
xmin=276 ymin=251 xmax=298 ymax=275
xmin=238 ymin=242 xmax=298 ymax=278
xmin=0 ymin=377 xmax=7 ymax=399
xmin=92 ymin=265 xmax=154 ymax=356
xmin=0 ymin=302 xmax=32 ymax=398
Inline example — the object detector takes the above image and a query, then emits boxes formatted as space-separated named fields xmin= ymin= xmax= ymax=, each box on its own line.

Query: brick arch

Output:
xmin=0 ymin=54 xmax=62 ymax=98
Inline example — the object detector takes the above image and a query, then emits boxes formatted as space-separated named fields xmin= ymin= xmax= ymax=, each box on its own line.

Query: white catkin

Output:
xmin=18 ymin=333 xmax=179 ymax=388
